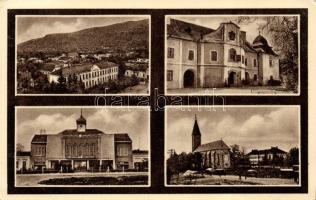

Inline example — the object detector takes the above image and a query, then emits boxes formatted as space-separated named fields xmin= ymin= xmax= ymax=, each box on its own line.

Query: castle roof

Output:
xmin=194 ymin=139 xmax=230 ymax=153
xmin=253 ymin=34 xmax=278 ymax=56
xmin=167 ymin=19 xmax=214 ymax=41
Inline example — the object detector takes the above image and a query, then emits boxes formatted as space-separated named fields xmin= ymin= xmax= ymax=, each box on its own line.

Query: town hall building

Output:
xmin=167 ymin=19 xmax=280 ymax=89
xmin=191 ymin=115 xmax=231 ymax=170
xmin=30 ymin=110 xmax=133 ymax=172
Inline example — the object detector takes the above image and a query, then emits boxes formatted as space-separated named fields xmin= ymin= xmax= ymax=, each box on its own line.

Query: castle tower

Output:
xmin=192 ymin=114 xmax=201 ymax=152
xmin=76 ymin=108 xmax=86 ymax=132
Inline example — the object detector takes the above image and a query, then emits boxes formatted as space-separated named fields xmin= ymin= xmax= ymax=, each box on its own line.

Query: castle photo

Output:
xmin=166 ymin=16 xmax=299 ymax=95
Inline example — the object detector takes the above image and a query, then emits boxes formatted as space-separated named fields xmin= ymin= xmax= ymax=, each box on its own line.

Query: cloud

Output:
xmin=16 ymin=108 xmax=149 ymax=151
xmin=167 ymin=107 xmax=299 ymax=154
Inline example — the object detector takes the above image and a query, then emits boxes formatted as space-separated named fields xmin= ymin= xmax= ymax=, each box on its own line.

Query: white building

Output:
xmin=48 ymin=61 xmax=119 ymax=89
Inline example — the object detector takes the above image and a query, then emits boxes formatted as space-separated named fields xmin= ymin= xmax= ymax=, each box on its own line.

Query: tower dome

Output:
xmin=253 ymin=34 xmax=269 ymax=46
xmin=76 ymin=109 xmax=86 ymax=132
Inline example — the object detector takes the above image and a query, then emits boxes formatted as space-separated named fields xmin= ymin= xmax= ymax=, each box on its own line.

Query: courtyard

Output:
xmin=170 ymin=174 xmax=299 ymax=185
xmin=16 ymin=172 xmax=148 ymax=186
xmin=167 ymin=86 xmax=295 ymax=95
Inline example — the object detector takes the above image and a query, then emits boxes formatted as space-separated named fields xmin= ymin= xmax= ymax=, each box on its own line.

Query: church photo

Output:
xmin=15 ymin=107 xmax=150 ymax=186
xmin=165 ymin=15 xmax=299 ymax=95
xmin=165 ymin=106 xmax=300 ymax=186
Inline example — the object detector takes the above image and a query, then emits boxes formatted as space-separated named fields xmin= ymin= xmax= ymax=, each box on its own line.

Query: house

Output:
xmin=16 ymin=151 xmax=31 ymax=172
xmin=191 ymin=115 xmax=231 ymax=170
xmin=29 ymin=110 xmax=133 ymax=171
xmin=247 ymin=146 xmax=288 ymax=167
xmin=125 ymin=68 xmax=147 ymax=80
xmin=48 ymin=61 xmax=119 ymax=89
xmin=132 ymin=149 xmax=149 ymax=171
xmin=68 ymin=52 xmax=79 ymax=59
xmin=167 ymin=19 xmax=280 ymax=89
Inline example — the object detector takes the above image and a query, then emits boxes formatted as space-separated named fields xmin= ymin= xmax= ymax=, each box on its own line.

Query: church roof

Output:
xmin=114 ymin=133 xmax=132 ymax=142
xmin=167 ymin=19 xmax=214 ymax=41
xmin=76 ymin=115 xmax=86 ymax=124
xmin=194 ymin=139 xmax=230 ymax=153
xmin=192 ymin=115 xmax=201 ymax=136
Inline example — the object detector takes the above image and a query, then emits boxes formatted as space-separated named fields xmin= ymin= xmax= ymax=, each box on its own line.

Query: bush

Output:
xmin=268 ymin=79 xmax=282 ymax=86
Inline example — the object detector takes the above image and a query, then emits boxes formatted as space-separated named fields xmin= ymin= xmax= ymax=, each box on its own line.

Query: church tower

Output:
xmin=76 ymin=109 xmax=86 ymax=132
xmin=192 ymin=114 xmax=201 ymax=152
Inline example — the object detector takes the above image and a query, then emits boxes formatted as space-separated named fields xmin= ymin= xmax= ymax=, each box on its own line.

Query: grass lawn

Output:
xmin=38 ymin=175 xmax=148 ymax=185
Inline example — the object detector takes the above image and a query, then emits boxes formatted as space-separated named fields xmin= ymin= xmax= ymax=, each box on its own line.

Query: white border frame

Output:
xmin=164 ymin=15 xmax=301 ymax=96
xmin=15 ymin=15 xmax=152 ymax=96
xmin=14 ymin=105 xmax=151 ymax=187
xmin=164 ymin=105 xmax=301 ymax=187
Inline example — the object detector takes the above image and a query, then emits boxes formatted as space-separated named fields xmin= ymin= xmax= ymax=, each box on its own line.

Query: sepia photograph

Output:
xmin=165 ymin=106 xmax=300 ymax=186
xmin=15 ymin=106 xmax=150 ymax=187
xmin=15 ymin=15 xmax=150 ymax=95
xmin=165 ymin=15 xmax=300 ymax=95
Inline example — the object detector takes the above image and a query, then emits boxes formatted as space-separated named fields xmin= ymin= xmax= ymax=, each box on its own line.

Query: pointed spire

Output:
xmin=192 ymin=114 xmax=201 ymax=136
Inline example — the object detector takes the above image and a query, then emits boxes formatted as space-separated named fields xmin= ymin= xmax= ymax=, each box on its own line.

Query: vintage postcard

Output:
xmin=16 ymin=15 xmax=150 ymax=95
xmin=15 ymin=106 xmax=150 ymax=187
xmin=165 ymin=15 xmax=300 ymax=96
xmin=165 ymin=106 xmax=301 ymax=186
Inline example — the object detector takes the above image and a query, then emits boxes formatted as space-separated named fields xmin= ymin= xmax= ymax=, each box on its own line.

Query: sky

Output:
xmin=167 ymin=16 xmax=274 ymax=45
xmin=16 ymin=107 xmax=149 ymax=151
xmin=16 ymin=16 xmax=149 ymax=44
xmin=166 ymin=106 xmax=299 ymax=154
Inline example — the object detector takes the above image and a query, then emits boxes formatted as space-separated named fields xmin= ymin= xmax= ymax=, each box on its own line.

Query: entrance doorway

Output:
xmin=74 ymin=160 xmax=87 ymax=171
xmin=228 ymin=71 xmax=237 ymax=86
xmin=183 ymin=70 xmax=194 ymax=88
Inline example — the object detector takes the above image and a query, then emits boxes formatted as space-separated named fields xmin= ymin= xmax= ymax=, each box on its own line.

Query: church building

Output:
xmin=167 ymin=18 xmax=280 ymax=89
xmin=30 ymin=110 xmax=133 ymax=172
xmin=191 ymin=115 xmax=231 ymax=170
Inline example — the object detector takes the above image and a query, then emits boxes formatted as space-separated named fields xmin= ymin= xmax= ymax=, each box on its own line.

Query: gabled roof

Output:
xmin=194 ymin=140 xmax=230 ymax=153
xmin=31 ymin=135 xmax=47 ymax=144
xmin=114 ymin=133 xmax=132 ymax=142
xmin=167 ymin=19 xmax=214 ymax=41
xmin=247 ymin=147 xmax=287 ymax=156
xmin=58 ymin=129 xmax=104 ymax=136
xmin=16 ymin=151 xmax=31 ymax=157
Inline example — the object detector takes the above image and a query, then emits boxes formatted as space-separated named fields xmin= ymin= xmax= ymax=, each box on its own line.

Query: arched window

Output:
xmin=229 ymin=31 xmax=236 ymax=40
xmin=229 ymin=48 xmax=236 ymax=62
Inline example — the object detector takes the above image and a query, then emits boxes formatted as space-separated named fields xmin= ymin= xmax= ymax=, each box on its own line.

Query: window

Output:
xmin=229 ymin=48 xmax=236 ymax=62
xmin=210 ymin=51 xmax=217 ymax=61
xmin=167 ymin=70 xmax=173 ymax=81
xmin=167 ymin=47 xmax=175 ymax=58
xmin=188 ymin=50 xmax=194 ymax=61
xmin=253 ymin=59 xmax=257 ymax=67
xmin=242 ymin=55 xmax=244 ymax=64
xmin=269 ymin=59 xmax=273 ymax=67
xmin=229 ymin=31 xmax=236 ymax=40
xmin=16 ymin=161 xmax=19 ymax=169
xmin=245 ymin=58 xmax=248 ymax=66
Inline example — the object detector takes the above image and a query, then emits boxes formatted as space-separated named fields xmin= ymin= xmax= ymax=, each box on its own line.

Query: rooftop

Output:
xmin=194 ymin=139 xmax=230 ymax=153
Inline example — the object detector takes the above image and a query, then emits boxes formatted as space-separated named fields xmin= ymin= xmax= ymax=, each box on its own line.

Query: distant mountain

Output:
xmin=17 ymin=19 xmax=149 ymax=54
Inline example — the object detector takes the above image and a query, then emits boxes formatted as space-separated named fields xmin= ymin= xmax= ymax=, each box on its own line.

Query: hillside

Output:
xmin=17 ymin=19 xmax=149 ymax=54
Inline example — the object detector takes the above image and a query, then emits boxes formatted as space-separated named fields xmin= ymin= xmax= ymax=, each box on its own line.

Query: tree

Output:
xmin=56 ymin=70 xmax=67 ymax=93
xmin=16 ymin=143 xmax=24 ymax=152
xmin=235 ymin=16 xmax=298 ymax=92
xmin=288 ymin=147 xmax=299 ymax=166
